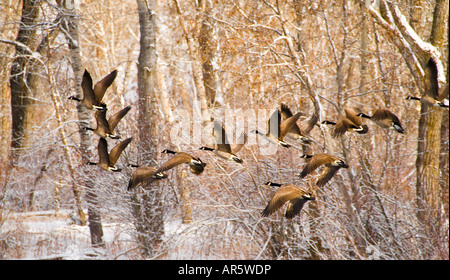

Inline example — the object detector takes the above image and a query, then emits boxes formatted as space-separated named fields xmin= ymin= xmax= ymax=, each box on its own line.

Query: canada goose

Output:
xmin=127 ymin=166 xmax=167 ymax=191
xmin=84 ymin=106 xmax=131 ymax=139
xmin=406 ymin=95 xmax=449 ymax=108
xmin=406 ymin=58 xmax=448 ymax=108
xmin=155 ymin=149 xmax=206 ymax=175
xmin=280 ymin=103 xmax=318 ymax=143
xmin=261 ymin=182 xmax=315 ymax=219
xmin=68 ymin=69 xmax=117 ymax=111
xmin=251 ymin=109 xmax=302 ymax=148
xmin=199 ymin=120 xmax=246 ymax=163
xmin=299 ymin=153 xmax=349 ymax=187
xmin=322 ymin=108 xmax=369 ymax=137
xmin=356 ymin=109 xmax=404 ymax=134
xmin=88 ymin=137 xmax=132 ymax=171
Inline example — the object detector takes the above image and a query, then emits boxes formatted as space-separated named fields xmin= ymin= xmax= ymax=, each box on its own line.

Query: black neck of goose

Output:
xmin=68 ymin=96 xmax=81 ymax=102
xmin=357 ymin=113 xmax=371 ymax=119
xmin=265 ymin=182 xmax=282 ymax=187
xmin=322 ymin=120 xmax=336 ymax=125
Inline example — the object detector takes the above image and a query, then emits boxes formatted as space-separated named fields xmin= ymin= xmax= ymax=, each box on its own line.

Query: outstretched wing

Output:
xmin=155 ymin=153 xmax=192 ymax=174
xmin=93 ymin=70 xmax=117 ymax=104
xmin=109 ymin=137 xmax=132 ymax=166
xmin=230 ymin=132 xmax=248 ymax=154
xmin=81 ymin=70 xmax=96 ymax=106
xmin=279 ymin=112 xmax=302 ymax=140
xmin=213 ymin=120 xmax=232 ymax=153
xmin=108 ymin=106 xmax=132 ymax=132
xmin=261 ymin=185 xmax=304 ymax=217
xmin=97 ymin=137 xmax=110 ymax=166
xmin=316 ymin=166 xmax=341 ymax=187
xmin=285 ymin=198 xmax=309 ymax=219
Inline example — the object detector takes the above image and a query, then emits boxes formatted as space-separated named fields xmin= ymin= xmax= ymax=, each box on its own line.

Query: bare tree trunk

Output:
xmin=178 ymin=170 xmax=193 ymax=223
xmin=173 ymin=0 xmax=211 ymax=123
xmin=198 ymin=0 xmax=218 ymax=106
xmin=8 ymin=0 xmax=39 ymax=166
xmin=58 ymin=0 xmax=104 ymax=246
xmin=370 ymin=0 xmax=448 ymax=218
xmin=370 ymin=0 xmax=448 ymax=257
xmin=413 ymin=0 xmax=448 ymax=223
xmin=133 ymin=0 xmax=163 ymax=257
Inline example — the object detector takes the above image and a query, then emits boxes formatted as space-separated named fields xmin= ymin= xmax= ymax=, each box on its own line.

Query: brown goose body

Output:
xmin=357 ymin=108 xmax=404 ymax=134
xmin=322 ymin=108 xmax=368 ymax=138
xmin=69 ymin=69 xmax=117 ymax=111
xmin=127 ymin=166 xmax=167 ymax=191
xmin=280 ymin=103 xmax=318 ymax=143
xmin=252 ymin=108 xmax=302 ymax=148
xmin=88 ymin=137 xmax=132 ymax=171
xmin=156 ymin=150 xmax=206 ymax=175
xmin=406 ymin=95 xmax=448 ymax=108
xmin=199 ymin=120 xmax=246 ymax=163
xmin=85 ymin=105 xmax=131 ymax=139
xmin=261 ymin=182 xmax=315 ymax=219
xmin=299 ymin=153 xmax=349 ymax=187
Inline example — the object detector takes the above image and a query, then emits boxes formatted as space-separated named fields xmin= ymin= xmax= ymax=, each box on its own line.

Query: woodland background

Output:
xmin=0 ymin=0 xmax=448 ymax=260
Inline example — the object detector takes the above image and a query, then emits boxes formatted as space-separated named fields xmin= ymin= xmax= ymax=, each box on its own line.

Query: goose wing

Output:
xmin=371 ymin=109 xmax=396 ymax=122
xmin=285 ymin=197 xmax=309 ymax=219
xmin=108 ymin=137 xmax=132 ymax=166
xmin=316 ymin=166 xmax=341 ymax=187
xmin=424 ymin=58 xmax=439 ymax=100
xmin=94 ymin=110 xmax=111 ymax=135
xmin=128 ymin=166 xmax=159 ymax=191
xmin=332 ymin=115 xmax=352 ymax=137
xmin=372 ymin=109 xmax=403 ymax=129
xmin=93 ymin=70 xmax=117 ymax=104
xmin=213 ymin=120 xmax=232 ymax=153
xmin=97 ymin=137 xmax=110 ymax=166
xmin=261 ymin=185 xmax=305 ymax=217
xmin=108 ymin=105 xmax=131 ymax=132
xmin=300 ymin=112 xmax=319 ymax=135
xmin=279 ymin=112 xmax=302 ymax=139
xmin=344 ymin=108 xmax=363 ymax=126
xmin=280 ymin=103 xmax=302 ymax=136
xmin=81 ymin=70 xmax=96 ymax=106
xmin=230 ymin=132 xmax=248 ymax=154
xmin=156 ymin=152 xmax=193 ymax=173
xmin=299 ymin=153 xmax=334 ymax=178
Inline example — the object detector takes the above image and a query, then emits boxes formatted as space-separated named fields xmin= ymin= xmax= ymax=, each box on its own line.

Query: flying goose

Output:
xmin=406 ymin=58 xmax=448 ymax=108
xmin=69 ymin=69 xmax=117 ymax=111
xmin=261 ymin=182 xmax=315 ymax=219
xmin=251 ymin=108 xmax=302 ymax=148
xmin=280 ymin=103 xmax=319 ymax=143
xmin=406 ymin=95 xmax=449 ymax=108
xmin=84 ymin=105 xmax=131 ymax=139
xmin=299 ymin=153 xmax=349 ymax=187
xmin=322 ymin=108 xmax=369 ymax=138
xmin=356 ymin=108 xmax=404 ymax=134
xmin=199 ymin=120 xmax=246 ymax=163
xmin=88 ymin=137 xmax=132 ymax=172
xmin=155 ymin=150 xmax=206 ymax=175
xmin=127 ymin=166 xmax=167 ymax=191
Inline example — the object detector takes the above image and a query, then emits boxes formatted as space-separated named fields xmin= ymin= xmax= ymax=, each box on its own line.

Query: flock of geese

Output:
xmin=69 ymin=58 xmax=448 ymax=221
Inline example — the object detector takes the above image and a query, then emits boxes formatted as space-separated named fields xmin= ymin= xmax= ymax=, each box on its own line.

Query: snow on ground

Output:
xmin=0 ymin=209 xmax=228 ymax=260
xmin=0 ymin=209 xmax=136 ymax=260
